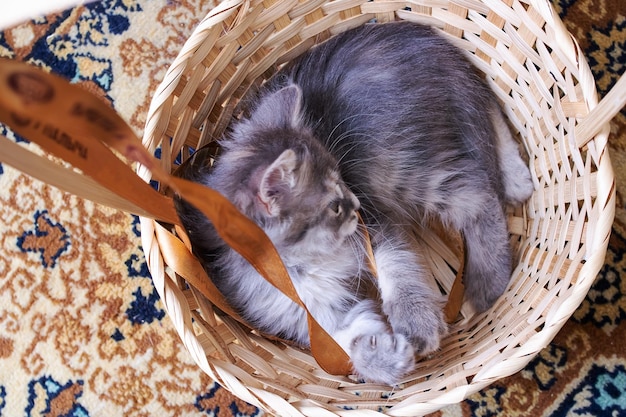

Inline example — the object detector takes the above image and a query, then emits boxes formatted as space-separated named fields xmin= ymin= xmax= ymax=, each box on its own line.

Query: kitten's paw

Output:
xmin=384 ymin=299 xmax=447 ymax=355
xmin=350 ymin=332 xmax=415 ymax=385
xmin=503 ymin=159 xmax=533 ymax=205
xmin=464 ymin=270 xmax=509 ymax=313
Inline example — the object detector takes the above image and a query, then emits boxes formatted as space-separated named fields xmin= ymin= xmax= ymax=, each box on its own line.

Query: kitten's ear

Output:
xmin=258 ymin=149 xmax=298 ymax=217
xmin=252 ymin=85 xmax=303 ymax=129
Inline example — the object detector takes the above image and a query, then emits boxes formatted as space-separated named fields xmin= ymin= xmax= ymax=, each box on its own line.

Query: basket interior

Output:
xmin=140 ymin=0 xmax=612 ymax=414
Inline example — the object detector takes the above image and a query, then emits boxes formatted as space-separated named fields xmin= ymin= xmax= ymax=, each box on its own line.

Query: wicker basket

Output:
xmin=139 ymin=0 xmax=617 ymax=415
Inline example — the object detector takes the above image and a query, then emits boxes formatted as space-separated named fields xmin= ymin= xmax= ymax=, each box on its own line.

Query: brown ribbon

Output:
xmin=0 ymin=59 xmax=463 ymax=377
xmin=0 ymin=58 xmax=351 ymax=375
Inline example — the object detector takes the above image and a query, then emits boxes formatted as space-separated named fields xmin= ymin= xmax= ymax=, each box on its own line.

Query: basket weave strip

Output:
xmin=140 ymin=0 xmax=616 ymax=415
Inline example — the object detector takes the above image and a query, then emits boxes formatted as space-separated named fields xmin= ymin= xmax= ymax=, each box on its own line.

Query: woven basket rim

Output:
xmin=139 ymin=0 xmax=616 ymax=415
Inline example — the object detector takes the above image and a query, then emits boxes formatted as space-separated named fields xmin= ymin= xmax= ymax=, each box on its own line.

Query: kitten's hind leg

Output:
xmin=461 ymin=194 xmax=513 ymax=312
xmin=333 ymin=300 xmax=415 ymax=385
xmin=491 ymin=109 xmax=534 ymax=205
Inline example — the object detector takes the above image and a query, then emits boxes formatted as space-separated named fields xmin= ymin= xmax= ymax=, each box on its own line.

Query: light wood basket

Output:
xmin=139 ymin=0 xmax=619 ymax=415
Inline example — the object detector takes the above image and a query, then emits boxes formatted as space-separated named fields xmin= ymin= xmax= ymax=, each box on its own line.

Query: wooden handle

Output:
xmin=0 ymin=58 xmax=180 ymax=224
xmin=576 ymin=74 xmax=626 ymax=147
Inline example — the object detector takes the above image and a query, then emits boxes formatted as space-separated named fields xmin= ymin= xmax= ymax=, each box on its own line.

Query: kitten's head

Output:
xmin=256 ymin=146 xmax=360 ymax=253
xmin=226 ymin=85 xmax=361 ymax=259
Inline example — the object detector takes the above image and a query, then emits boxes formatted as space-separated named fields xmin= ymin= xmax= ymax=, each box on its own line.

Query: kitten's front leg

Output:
xmin=333 ymin=300 xmax=415 ymax=385
xmin=373 ymin=234 xmax=447 ymax=355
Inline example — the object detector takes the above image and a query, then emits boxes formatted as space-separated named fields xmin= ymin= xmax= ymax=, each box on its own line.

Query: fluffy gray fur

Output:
xmin=174 ymin=21 xmax=533 ymax=385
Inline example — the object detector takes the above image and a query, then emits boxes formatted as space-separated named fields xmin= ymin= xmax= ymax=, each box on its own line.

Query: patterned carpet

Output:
xmin=0 ymin=1 xmax=624 ymax=416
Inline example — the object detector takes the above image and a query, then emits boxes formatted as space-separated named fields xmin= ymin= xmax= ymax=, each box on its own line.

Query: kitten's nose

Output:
xmin=350 ymin=192 xmax=360 ymax=211
xmin=348 ymin=194 xmax=360 ymax=225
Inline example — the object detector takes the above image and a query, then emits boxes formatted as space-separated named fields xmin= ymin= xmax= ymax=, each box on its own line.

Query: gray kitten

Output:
xmin=175 ymin=21 xmax=533 ymax=385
